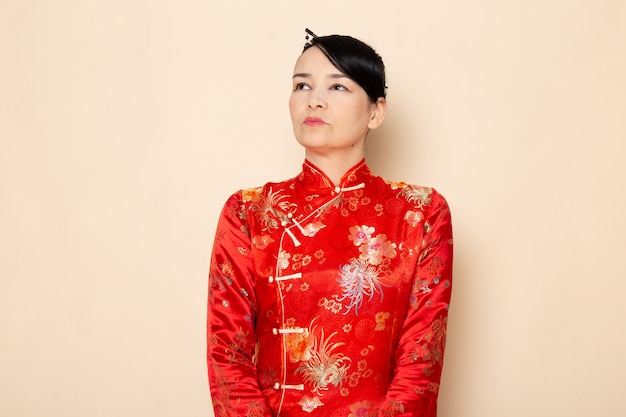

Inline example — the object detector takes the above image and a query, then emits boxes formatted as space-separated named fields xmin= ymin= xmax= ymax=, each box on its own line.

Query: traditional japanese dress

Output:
xmin=207 ymin=159 xmax=453 ymax=417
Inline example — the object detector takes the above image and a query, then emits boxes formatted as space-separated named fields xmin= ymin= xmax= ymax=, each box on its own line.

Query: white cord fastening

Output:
xmin=267 ymin=272 xmax=302 ymax=283
xmin=273 ymin=382 xmax=305 ymax=391
xmin=272 ymin=327 xmax=308 ymax=335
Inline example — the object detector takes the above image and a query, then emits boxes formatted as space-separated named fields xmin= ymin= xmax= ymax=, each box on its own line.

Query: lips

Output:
xmin=304 ymin=117 xmax=327 ymax=127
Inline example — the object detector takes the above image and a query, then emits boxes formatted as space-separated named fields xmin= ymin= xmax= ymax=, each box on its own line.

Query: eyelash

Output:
xmin=293 ymin=83 xmax=348 ymax=92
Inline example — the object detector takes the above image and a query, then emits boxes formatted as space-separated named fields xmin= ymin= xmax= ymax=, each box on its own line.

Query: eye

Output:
xmin=294 ymin=82 xmax=311 ymax=91
xmin=331 ymin=84 xmax=348 ymax=91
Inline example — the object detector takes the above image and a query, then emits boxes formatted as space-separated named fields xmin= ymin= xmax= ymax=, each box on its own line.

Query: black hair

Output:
xmin=304 ymin=34 xmax=387 ymax=103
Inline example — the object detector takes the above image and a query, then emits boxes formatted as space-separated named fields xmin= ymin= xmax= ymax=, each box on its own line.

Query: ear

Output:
xmin=367 ymin=97 xmax=387 ymax=130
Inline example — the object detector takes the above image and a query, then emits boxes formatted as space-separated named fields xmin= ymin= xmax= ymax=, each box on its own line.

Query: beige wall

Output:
xmin=1 ymin=1 xmax=625 ymax=416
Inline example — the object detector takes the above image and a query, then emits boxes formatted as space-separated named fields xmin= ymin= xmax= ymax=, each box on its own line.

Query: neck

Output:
xmin=304 ymin=149 xmax=365 ymax=186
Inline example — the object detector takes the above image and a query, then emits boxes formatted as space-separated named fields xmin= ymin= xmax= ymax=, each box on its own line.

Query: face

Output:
xmin=289 ymin=47 xmax=385 ymax=160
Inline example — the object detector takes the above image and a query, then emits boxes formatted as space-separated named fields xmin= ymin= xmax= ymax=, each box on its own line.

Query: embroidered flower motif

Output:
xmin=387 ymin=180 xmax=408 ymax=190
xmin=399 ymin=185 xmax=433 ymax=208
xmin=295 ymin=323 xmax=352 ymax=394
xmin=343 ymin=323 xmax=352 ymax=333
xmin=277 ymin=250 xmax=291 ymax=270
xmin=252 ymin=234 xmax=274 ymax=250
xmin=410 ymin=316 xmax=448 ymax=376
xmin=348 ymin=196 xmax=359 ymax=211
xmin=348 ymin=371 xmax=361 ymax=387
xmin=349 ymin=400 xmax=372 ymax=417
xmin=246 ymin=401 xmax=267 ymax=417
xmin=304 ymin=221 xmax=326 ymax=237
xmin=348 ymin=225 xmax=375 ymax=246
xmin=318 ymin=297 xmax=342 ymax=314
xmin=404 ymin=210 xmax=424 ymax=227
xmin=241 ymin=187 xmax=261 ymax=202
xmin=337 ymin=259 xmax=389 ymax=315
xmin=249 ymin=187 xmax=296 ymax=231
xmin=428 ymin=382 xmax=440 ymax=393
xmin=375 ymin=312 xmax=390 ymax=330
xmin=285 ymin=330 xmax=314 ymax=363
xmin=358 ymin=234 xmax=397 ymax=266
xmin=381 ymin=400 xmax=405 ymax=417
xmin=219 ymin=261 xmax=233 ymax=278
xmin=298 ymin=396 xmax=324 ymax=413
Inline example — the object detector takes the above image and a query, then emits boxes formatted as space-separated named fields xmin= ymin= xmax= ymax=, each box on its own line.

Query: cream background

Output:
xmin=1 ymin=1 xmax=625 ymax=416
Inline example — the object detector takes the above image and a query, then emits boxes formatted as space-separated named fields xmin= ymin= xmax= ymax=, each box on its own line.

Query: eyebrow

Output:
xmin=292 ymin=72 xmax=348 ymax=79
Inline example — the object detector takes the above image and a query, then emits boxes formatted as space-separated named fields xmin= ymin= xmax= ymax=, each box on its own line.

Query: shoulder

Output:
xmin=381 ymin=178 xmax=448 ymax=208
xmin=228 ymin=176 xmax=298 ymax=205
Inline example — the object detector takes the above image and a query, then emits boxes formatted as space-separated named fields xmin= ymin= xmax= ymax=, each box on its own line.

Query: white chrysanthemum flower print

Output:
xmin=337 ymin=259 xmax=389 ymax=314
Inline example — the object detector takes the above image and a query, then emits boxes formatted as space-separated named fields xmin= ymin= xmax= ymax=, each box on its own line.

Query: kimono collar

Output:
xmin=297 ymin=159 xmax=371 ymax=194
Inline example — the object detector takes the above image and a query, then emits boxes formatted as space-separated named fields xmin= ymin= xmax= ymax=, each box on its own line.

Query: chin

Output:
xmin=294 ymin=134 xmax=328 ymax=149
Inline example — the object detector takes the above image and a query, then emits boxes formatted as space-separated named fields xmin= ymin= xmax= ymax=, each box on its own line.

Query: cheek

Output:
xmin=288 ymin=94 xmax=299 ymax=119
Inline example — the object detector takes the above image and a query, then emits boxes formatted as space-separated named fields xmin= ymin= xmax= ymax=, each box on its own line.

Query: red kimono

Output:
xmin=208 ymin=159 xmax=453 ymax=417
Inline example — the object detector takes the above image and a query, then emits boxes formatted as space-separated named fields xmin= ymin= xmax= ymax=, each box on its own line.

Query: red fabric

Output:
xmin=208 ymin=160 xmax=453 ymax=417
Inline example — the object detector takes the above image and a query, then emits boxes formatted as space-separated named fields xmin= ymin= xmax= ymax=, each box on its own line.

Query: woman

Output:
xmin=207 ymin=30 xmax=453 ymax=417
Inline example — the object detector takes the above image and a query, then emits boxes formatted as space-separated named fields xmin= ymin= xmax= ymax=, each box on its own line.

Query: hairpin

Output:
xmin=304 ymin=28 xmax=317 ymax=48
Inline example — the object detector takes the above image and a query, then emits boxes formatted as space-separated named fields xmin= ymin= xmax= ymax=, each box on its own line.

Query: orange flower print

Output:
xmin=348 ymin=225 xmax=375 ymax=246
xmin=285 ymin=331 xmax=313 ymax=362
xmin=219 ymin=261 xmax=233 ymax=278
xmin=349 ymin=400 xmax=372 ymax=417
xmin=375 ymin=312 xmax=390 ymax=330
xmin=241 ymin=187 xmax=261 ymax=202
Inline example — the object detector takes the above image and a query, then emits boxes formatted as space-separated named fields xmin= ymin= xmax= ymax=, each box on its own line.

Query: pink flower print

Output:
xmin=298 ymin=396 xmax=324 ymax=413
xmin=404 ymin=210 xmax=424 ymax=227
xmin=349 ymin=401 xmax=372 ymax=417
xmin=359 ymin=234 xmax=397 ymax=265
xmin=348 ymin=225 xmax=375 ymax=246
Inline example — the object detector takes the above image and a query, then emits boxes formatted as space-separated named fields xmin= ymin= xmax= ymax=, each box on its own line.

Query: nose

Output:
xmin=306 ymin=88 xmax=326 ymax=109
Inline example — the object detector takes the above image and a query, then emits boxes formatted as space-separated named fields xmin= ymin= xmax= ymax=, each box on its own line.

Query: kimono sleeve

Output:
xmin=379 ymin=190 xmax=453 ymax=417
xmin=207 ymin=192 xmax=271 ymax=417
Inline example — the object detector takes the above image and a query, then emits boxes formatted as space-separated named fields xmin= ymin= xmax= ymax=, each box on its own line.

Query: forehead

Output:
xmin=293 ymin=46 xmax=342 ymax=75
